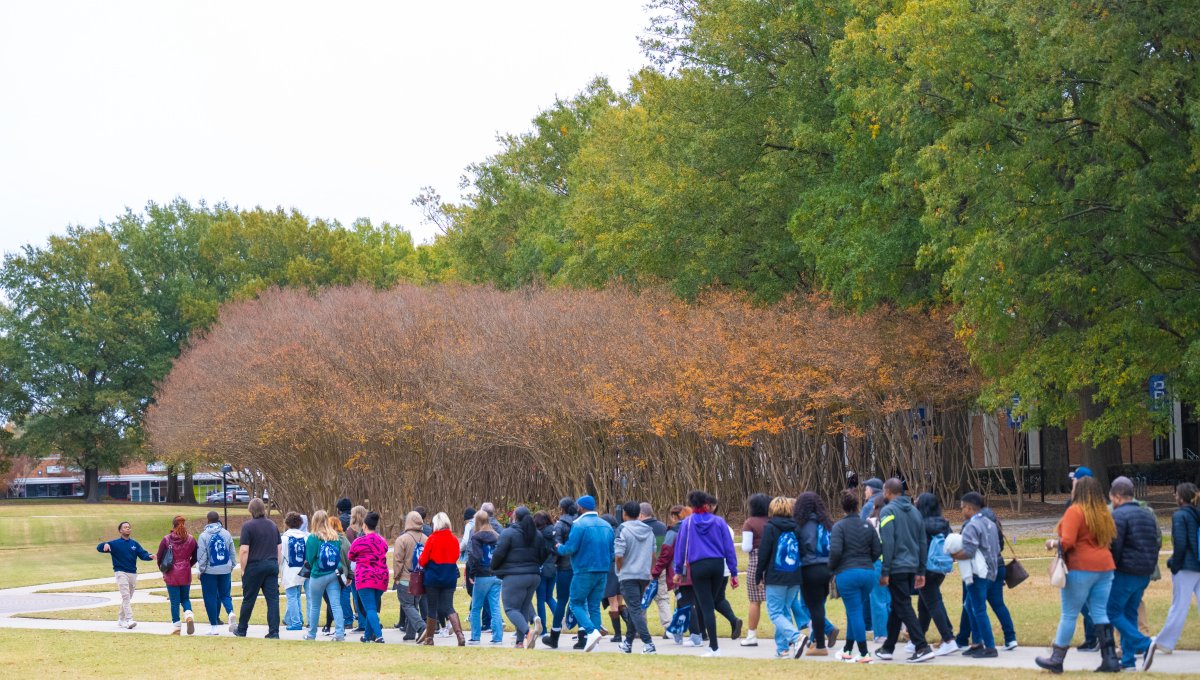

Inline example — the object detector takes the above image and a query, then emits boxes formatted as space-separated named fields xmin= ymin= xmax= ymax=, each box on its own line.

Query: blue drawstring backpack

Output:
xmin=666 ymin=605 xmax=692 ymax=635
xmin=565 ymin=608 xmax=577 ymax=630
xmin=640 ymin=579 xmax=658 ymax=610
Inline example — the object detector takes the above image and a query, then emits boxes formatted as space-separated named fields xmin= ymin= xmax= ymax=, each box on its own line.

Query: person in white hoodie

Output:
xmin=196 ymin=510 xmax=236 ymax=635
xmin=614 ymin=501 xmax=658 ymax=654
xmin=280 ymin=512 xmax=310 ymax=631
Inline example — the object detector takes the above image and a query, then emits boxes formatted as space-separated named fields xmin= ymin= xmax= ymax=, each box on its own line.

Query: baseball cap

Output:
xmin=1069 ymin=466 xmax=1093 ymax=480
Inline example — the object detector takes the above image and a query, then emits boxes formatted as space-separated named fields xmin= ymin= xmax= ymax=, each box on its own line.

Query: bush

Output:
xmin=1106 ymin=460 xmax=1200 ymax=487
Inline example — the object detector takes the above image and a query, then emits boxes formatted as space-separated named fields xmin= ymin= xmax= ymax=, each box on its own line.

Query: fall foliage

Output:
xmin=147 ymin=284 xmax=979 ymax=528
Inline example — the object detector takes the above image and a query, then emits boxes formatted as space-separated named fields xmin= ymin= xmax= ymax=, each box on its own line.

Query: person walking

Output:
xmin=393 ymin=510 xmax=428 ymax=642
xmin=493 ymin=505 xmax=548 ymax=649
xmin=279 ymin=512 xmax=308 ymax=631
xmin=235 ymin=497 xmax=282 ymax=639
xmin=96 ymin=520 xmax=154 ymax=629
xmin=1143 ymin=482 xmax=1200 ymax=671
xmin=303 ymin=511 xmax=345 ymax=642
xmin=756 ymin=496 xmax=807 ymax=659
xmin=533 ymin=511 xmax=558 ymax=633
xmin=1105 ymin=477 xmax=1159 ymax=669
xmin=912 ymin=493 xmax=957 ymax=656
xmin=1035 ymin=475 xmax=1119 ymax=673
xmin=555 ymin=494 xmax=614 ymax=652
xmin=348 ymin=511 xmax=390 ymax=643
xmin=345 ymin=505 xmax=367 ymax=633
xmin=830 ymin=489 xmax=882 ymax=663
xmin=615 ymin=500 xmax=657 ymax=654
xmin=739 ymin=493 xmax=770 ymax=648
xmin=466 ymin=510 xmax=504 ymax=644
xmin=794 ymin=491 xmax=838 ymax=656
xmin=652 ymin=505 xmax=694 ymax=645
xmin=673 ymin=490 xmax=738 ymax=658
xmin=542 ymin=498 xmax=579 ymax=650
xmin=874 ymin=478 xmax=935 ymax=663
xmin=418 ymin=512 xmax=465 ymax=646
xmin=954 ymin=494 xmax=1020 ymax=652
xmin=600 ymin=513 xmax=625 ymax=643
xmin=639 ymin=502 xmax=673 ymax=635
xmin=197 ymin=510 xmax=236 ymax=635
xmin=860 ymin=478 xmax=890 ymax=642
xmin=951 ymin=492 xmax=1001 ymax=659
xmin=156 ymin=515 xmax=198 ymax=635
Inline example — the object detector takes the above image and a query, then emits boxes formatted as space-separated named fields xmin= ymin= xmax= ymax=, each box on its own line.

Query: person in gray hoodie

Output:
xmin=876 ymin=478 xmax=934 ymax=663
xmin=615 ymin=501 xmax=657 ymax=654
xmin=196 ymin=511 xmax=235 ymax=635
xmin=952 ymin=492 xmax=1000 ymax=659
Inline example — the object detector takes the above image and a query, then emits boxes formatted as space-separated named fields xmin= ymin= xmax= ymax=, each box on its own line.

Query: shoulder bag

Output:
xmin=1003 ymin=536 xmax=1029 ymax=589
xmin=158 ymin=536 xmax=174 ymax=573
xmin=1048 ymin=543 xmax=1068 ymax=589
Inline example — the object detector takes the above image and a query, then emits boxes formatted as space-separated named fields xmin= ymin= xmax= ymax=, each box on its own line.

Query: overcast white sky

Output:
xmin=0 ymin=1 xmax=652 ymax=257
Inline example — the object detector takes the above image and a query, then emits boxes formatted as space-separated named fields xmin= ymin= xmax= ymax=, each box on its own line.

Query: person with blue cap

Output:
xmin=1069 ymin=466 xmax=1100 ymax=652
xmin=555 ymin=494 xmax=614 ymax=652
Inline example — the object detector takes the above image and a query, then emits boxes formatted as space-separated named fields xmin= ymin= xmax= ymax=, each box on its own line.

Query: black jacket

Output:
xmin=1167 ymin=505 xmax=1200 ymax=574
xmin=923 ymin=515 xmax=951 ymax=542
xmin=1111 ymin=501 xmax=1161 ymax=577
xmin=879 ymin=495 xmax=925 ymax=577
xmin=829 ymin=514 xmax=882 ymax=574
xmin=554 ymin=514 xmax=577 ymax=571
xmin=492 ymin=525 xmax=548 ymax=577
xmin=539 ymin=525 xmax=557 ymax=573
xmin=798 ymin=514 xmax=830 ymax=566
xmin=466 ymin=530 xmax=498 ymax=579
xmin=756 ymin=516 xmax=804 ymax=586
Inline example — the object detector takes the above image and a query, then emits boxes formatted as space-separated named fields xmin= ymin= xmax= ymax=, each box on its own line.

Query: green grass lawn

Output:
xmin=0 ymin=628 xmax=1147 ymax=679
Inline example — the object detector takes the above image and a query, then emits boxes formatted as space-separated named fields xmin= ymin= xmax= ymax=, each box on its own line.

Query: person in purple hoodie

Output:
xmin=348 ymin=511 xmax=390 ymax=643
xmin=674 ymin=490 xmax=739 ymax=657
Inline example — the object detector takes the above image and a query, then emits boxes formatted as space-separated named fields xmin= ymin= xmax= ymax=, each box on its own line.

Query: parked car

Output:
xmin=206 ymin=487 xmax=249 ymax=504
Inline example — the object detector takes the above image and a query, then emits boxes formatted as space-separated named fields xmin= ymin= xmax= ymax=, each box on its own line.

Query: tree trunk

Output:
xmin=183 ymin=463 xmax=196 ymax=504
xmin=1042 ymin=426 xmax=1070 ymax=495
xmin=1079 ymin=389 xmax=1121 ymax=487
xmin=165 ymin=464 xmax=180 ymax=503
xmin=84 ymin=466 xmax=100 ymax=503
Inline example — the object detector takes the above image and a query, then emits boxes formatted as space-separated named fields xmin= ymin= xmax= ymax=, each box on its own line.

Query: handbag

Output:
xmin=407 ymin=568 xmax=426 ymax=596
xmin=158 ymin=536 xmax=174 ymax=573
xmin=1048 ymin=544 xmax=1069 ymax=589
xmin=829 ymin=574 xmax=840 ymax=600
xmin=299 ymin=561 xmax=312 ymax=580
xmin=1003 ymin=537 xmax=1029 ymax=589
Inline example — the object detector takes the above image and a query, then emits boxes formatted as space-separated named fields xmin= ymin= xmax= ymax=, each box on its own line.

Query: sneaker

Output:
xmin=838 ymin=651 xmax=855 ymax=661
xmin=904 ymin=642 xmax=916 ymax=655
xmin=303 ymin=634 xmax=316 ymax=641
xmin=169 ymin=626 xmax=180 ymax=636
xmin=207 ymin=625 xmax=221 ymax=636
xmin=530 ymin=617 xmax=542 ymax=648
xmin=232 ymin=630 xmax=246 ymax=638
xmin=907 ymin=646 xmax=936 ymax=663
xmin=642 ymin=642 xmax=657 ymax=655
xmin=701 ymin=649 xmax=722 ymax=658
xmin=184 ymin=611 xmax=195 ymax=635
xmin=962 ymin=644 xmax=984 ymax=657
xmin=672 ymin=631 xmax=683 ymax=645
xmin=467 ymin=639 xmax=480 ymax=645
xmin=619 ymin=640 xmax=632 ymax=654
xmin=739 ymin=631 xmax=758 ymax=647
xmin=684 ymin=635 xmax=705 ymax=647
xmin=1004 ymin=640 xmax=1019 ymax=651
xmin=611 ymin=634 xmax=622 ymax=644
xmin=975 ymin=647 xmax=999 ymax=658
xmin=264 ymin=633 xmax=279 ymax=639
xmin=228 ymin=613 xmax=238 ymax=634
xmin=775 ymin=650 xmax=792 ymax=659
xmin=731 ymin=618 xmax=743 ymax=640
xmin=285 ymin=625 xmax=303 ymax=631
xmin=794 ymin=633 xmax=811 ymax=659
xmin=827 ymin=626 xmax=840 ymax=650
xmin=1142 ymin=638 xmax=1157 ymax=672
xmin=873 ymin=635 xmax=888 ymax=644
xmin=585 ymin=630 xmax=604 ymax=652
xmin=126 ymin=621 xmax=138 ymax=630
xmin=806 ymin=647 xmax=829 ymax=657
xmin=855 ymin=654 xmax=874 ymax=664
xmin=874 ymin=649 xmax=894 ymax=661
xmin=934 ymin=640 xmax=959 ymax=656
xmin=373 ymin=637 xmax=385 ymax=644
xmin=489 ymin=639 xmax=505 ymax=645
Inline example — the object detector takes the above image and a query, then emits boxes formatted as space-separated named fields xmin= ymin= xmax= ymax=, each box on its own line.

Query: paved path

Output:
xmin=1 ymin=576 xmax=1194 ymax=674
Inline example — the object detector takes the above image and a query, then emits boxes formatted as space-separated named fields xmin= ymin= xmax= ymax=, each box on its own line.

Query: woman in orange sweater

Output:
xmin=1036 ymin=476 xmax=1118 ymax=673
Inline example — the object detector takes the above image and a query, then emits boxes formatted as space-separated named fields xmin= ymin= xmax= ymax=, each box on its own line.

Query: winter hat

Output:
xmin=863 ymin=478 xmax=884 ymax=492
xmin=577 ymin=495 xmax=596 ymax=511
xmin=463 ymin=507 xmax=477 ymax=521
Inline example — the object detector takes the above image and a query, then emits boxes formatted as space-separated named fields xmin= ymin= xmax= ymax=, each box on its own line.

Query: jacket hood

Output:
xmin=620 ymin=519 xmax=654 ymax=542
xmin=472 ymin=530 xmax=498 ymax=545
xmin=768 ymin=516 xmax=799 ymax=532
xmin=404 ymin=511 xmax=424 ymax=533
xmin=890 ymin=495 xmax=916 ymax=512
xmin=168 ymin=532 xmax=190 ymax=544
xmin=689 ymin=511 xmax=724 ymax=536
xmin=923 ymin=515 xmax=951 ymax=536
xmin=203 ymin=522 xmax=223 ymax=533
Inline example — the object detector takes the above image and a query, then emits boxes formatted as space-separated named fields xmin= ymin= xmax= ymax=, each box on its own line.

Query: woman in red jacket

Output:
xmin=418 ymin=512 xmax=464 ymax=646
xmin=157 ymin=515 xmax=198 ymax=635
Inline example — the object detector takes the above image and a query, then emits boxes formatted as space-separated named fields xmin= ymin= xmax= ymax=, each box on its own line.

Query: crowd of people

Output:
xmin=94 ymin=473 xmax=1200 ymax=672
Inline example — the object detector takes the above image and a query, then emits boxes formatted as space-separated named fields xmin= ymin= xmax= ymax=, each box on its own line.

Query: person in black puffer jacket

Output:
xmin=756 ymin=496 xmax=806 ymax=659
xmin=915 ymin=493 xmax=957 ymax=654
xmin=829 ymin=489 xmax=882 ymax=661
xmin=1107 ymin=476 xmax=1160 ymax=669
xmin=533 ymin=511 xmax=558 ymax=638
xmin=492 ymin=506 xmax=548 ymax=648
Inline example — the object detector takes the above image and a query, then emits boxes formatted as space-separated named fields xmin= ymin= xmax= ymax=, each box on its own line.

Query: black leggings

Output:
xmin=801 ymin=563 xmax=831 ymax=648
xmin=425 ymin=585 xmax=456 ymax=621
xmin=688 ymin=558 xmax=728 ymax=651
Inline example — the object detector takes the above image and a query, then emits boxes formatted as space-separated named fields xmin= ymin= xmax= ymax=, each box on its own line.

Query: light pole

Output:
xmin=221 ymin=464 xmax=233 ymax=527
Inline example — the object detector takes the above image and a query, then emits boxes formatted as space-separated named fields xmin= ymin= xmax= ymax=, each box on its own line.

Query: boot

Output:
xmin=418 ymin=618 xmax=437 ymax=645
xmin=543 ymin=629 xmax=561 ymax=649
xmin=572 ymin=631 xmax=587 ymax=649
xmin=610 ymin=611 xmax=623 ymax=643
xmin=448 ymin=612 xmax=466 ymax=646
xmin=1036 ymin=644 xmax=1069 ymax=674
xmin=1095 ymin=624 xmax=1121 ymax=673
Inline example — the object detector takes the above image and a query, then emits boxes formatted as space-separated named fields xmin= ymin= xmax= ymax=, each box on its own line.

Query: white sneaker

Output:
xmin=584 ymin=630 xmax=603 ymax=652
xmin=739 ymin=631 xmax=758 ymax=647
xmin=1003 ymin=640 xmax=1019 ymax=651
xmin=935 ymin=640 xmax=959 ymax=656
xmin=207 ymin=625 xmax=221 ymax=636
xmin=683 ymin=636 xmax=705 ymax=647
xmin=227 ymin=613 xmax=237 ymax=633
xmin=793 ymin=633 xmax=811 ymax=659
xmin=904 ymin=642 xmax=916 ymax=654
xmin=701 ymin=649 xmax=722 ymax=658
xmin=184 ymin=610 xmax=195 ymax=635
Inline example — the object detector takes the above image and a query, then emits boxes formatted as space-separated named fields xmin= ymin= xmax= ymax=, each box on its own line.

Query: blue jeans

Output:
xmin=964 ymin=577 xmax=995 ymax=649
xmin=989 ymin=563 xmax=1017 ymax=644
xmin=766 ymin=584 xmax=803 ymax=654
xmin=343 ymin=579 xmax=357 ymax=627
xmin=551 ymin=569 xmax=573 ymax=630
xmin=307 ymin=573 xmax=344 ymax=640
xmin=837 ymin=568 xmax=876 ymax=644
xmin=1055 ymin=569 xmax=1113 ymax=647
xmin=284 ymin=585 xmax=304 ymax=629
xmin=1108 ymin=572 xmax=1151 ymax=666
xmin=568 ymin=570 xmax=606 ymax=635
xmin=166 ymin=584 xmax=192 ymax=624
xmin=199 ymin=572 xmax=232 ymax=626
xmin=870 ymin=559 xmax=891 ymax=638
xmin=470 ymin=576 xmax=504 ymax=643
xmin=359 ymin=586 xmax=383 ymax=641
xmin=537 ymin=568 xmax=557 ymax=626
